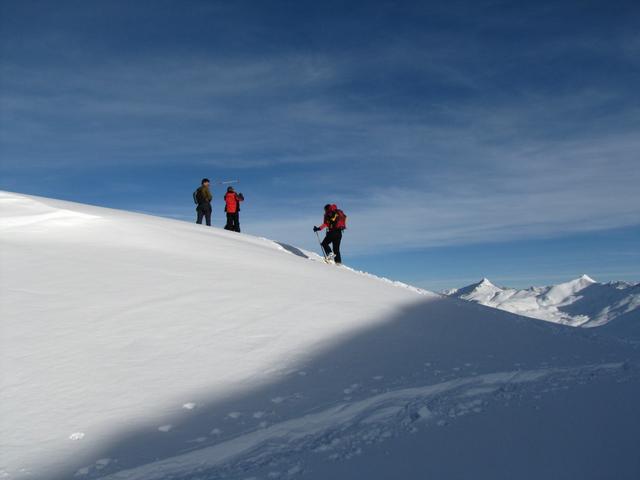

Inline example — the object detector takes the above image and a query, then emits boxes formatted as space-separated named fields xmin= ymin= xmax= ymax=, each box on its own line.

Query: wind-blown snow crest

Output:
xmin=0 ymin=192 xmax=99 ymax=229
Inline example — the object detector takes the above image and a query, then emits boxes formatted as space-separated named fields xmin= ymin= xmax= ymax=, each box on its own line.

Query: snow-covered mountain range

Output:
xmin=444 ymin=276 xmax=640 ymax=327
xmin=1 ymin=191 xmax=639 ymax=480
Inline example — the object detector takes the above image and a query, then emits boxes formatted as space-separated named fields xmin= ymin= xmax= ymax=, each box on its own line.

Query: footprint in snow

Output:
xmin=417 ymin=406 xmax=433 ymax=420
xmin=372 ymin=375 xmax=384 ymax=380
xmin=158 ymin=425 xmax=173 ymax=432
xmin=69 ymin=432 xmax=85 ymax=441
xmin=210 ymin=428 xmax=222 ymax=435
xmin=270 ymin=393 xmax=303 ymax=404
xmin=74 ymin=459 xmax=112 ymax=477
xmin=187 ymin=437 xmax=208 ymax=443
xmin=227 ymin=412 xmax=242 ymax=419
xmin=95 ymin=459 xmax=112 ymax=470
xmin=289 ymin=465 xmax=303 ymax=474
xmin=182 ymin=402 xmax=197 ymax=410
xmin=253 ymin=411 xmax=265 ymax=419
xmin=343 ymin=383 xmax=360 ymax=394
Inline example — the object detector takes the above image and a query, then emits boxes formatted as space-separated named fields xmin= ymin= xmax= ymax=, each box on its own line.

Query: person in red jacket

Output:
xmin=313 ymin=204 xmax=347 ymax=264
xmin=224 ymin=186 xmax=244 ymax=232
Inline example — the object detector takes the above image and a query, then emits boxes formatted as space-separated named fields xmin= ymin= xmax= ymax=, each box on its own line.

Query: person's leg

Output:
xmin=321 ymin=233 xmax=333 ymax=256
xmin=205 ymin=210 xmax=212 ymax=226
xmin=196 ymin=207 xmax=204 ymax=224
xmin=224 ymin=213 xmax=233 ymax=230
xmin=233 ymin=213 xmax=241 ymax=232
xmin=333 ymin=230 xmax=343 ymax=264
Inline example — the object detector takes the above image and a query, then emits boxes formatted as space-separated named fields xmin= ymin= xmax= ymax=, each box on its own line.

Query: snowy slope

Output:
xmin=445 ymin=275 xmax=640 ymax=327
xmin=1 ymin=191 xmax=640 ymax=480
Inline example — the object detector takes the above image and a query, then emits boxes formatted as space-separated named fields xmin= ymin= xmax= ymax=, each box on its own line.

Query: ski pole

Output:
xmin=315 ymin=230 xmax=329 ymax=262
xmin=215 ymin=179 xmax=239 ymax=185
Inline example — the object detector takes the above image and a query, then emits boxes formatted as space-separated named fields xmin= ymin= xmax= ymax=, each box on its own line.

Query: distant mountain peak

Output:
xmin=557 ymin=274 xmax=597 ymax=291
xmin=445 ymin=277 xmax=503 ymax=301
xmin=466 ymin=278 xmax=497 ymax=290
xmin=578 ymin=274 xmax=596 ymax=284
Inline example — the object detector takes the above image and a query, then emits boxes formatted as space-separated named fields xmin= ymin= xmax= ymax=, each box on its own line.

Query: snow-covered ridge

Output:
xmin=1 ymin=191 xmax=439 ymax=479
xmin=0 ymin=192 xmax=99 ymax=228
xmin=445 ymin=275 xmax=640 ymax=327
xmin=2 ymin=191 xmax=640 ymax=480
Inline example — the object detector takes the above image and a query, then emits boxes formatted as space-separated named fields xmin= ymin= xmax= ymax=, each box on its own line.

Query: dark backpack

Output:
xmin=193 ymin=188 xmax=207 ymax=205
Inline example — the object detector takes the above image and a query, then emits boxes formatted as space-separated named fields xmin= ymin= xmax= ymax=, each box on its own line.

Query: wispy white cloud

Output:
xmin=245 ymin=100 xmax=640 ymax=253
xmin=1 ymin=25 xmax=639 ymax=253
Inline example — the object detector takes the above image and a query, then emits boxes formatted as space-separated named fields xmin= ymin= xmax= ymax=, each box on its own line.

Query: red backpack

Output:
xmin=334 ymin=208 xmax=347 ymax=230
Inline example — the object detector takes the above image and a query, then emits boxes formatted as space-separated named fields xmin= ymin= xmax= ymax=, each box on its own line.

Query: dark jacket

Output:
xmin=195 ymin=186 xmax=213 ymax=206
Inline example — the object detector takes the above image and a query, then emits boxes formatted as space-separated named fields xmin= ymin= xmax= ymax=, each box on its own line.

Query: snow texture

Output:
xmin=1 ymin=191 xmax=640 ymax=480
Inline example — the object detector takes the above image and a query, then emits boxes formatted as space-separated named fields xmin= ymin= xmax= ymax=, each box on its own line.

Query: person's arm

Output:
xmin=314 ymin=214 xmax=329 ymax=231
xmin=237 ymin=193 xmax=244 ymax=202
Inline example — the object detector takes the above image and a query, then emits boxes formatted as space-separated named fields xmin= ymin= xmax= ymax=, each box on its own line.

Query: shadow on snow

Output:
xmin=50 ymin=296 xmax=640 ymax=480
xmin=274 ymin=242 xmax=310 ymax=259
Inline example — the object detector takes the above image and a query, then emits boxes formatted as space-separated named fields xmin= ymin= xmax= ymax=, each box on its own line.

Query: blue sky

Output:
xmin=1 ymin=0 xmax=639 ymax=291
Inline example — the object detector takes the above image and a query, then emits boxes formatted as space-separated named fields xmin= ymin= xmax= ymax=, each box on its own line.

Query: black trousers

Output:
xmin=224 ymin=212 xmax=240 ymax=232
xmin=196 ymin=204 xmax=212 ymax=226
xmin=321 ymin=229 xmax=343 ymax=263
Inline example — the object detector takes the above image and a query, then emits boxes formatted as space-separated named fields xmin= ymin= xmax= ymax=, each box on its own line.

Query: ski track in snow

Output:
xmin=90 ymin=362 xmax=628 ymax=480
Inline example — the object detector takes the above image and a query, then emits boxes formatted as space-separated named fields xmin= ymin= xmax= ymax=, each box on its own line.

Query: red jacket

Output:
xmin=224 ymin=192 xmax=244 ymax=213
xmin=319 ymin=205 xmax=346 ymax=231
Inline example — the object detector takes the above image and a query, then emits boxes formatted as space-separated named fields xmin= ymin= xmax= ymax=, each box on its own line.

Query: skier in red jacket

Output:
xmin=313 ymin=204 xmax=347 ymax=264
xmin=224 ymin=186 xmax=244 ymax=232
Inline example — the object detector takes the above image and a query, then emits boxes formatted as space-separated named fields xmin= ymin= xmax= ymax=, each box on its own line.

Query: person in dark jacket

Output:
xmin=224 ymin=186 xmax=244 ymax=232
xmin=313 ymin=204 xmax=347 ymax=264
xmin=194 ymin=178 xmax=213 ymax=226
